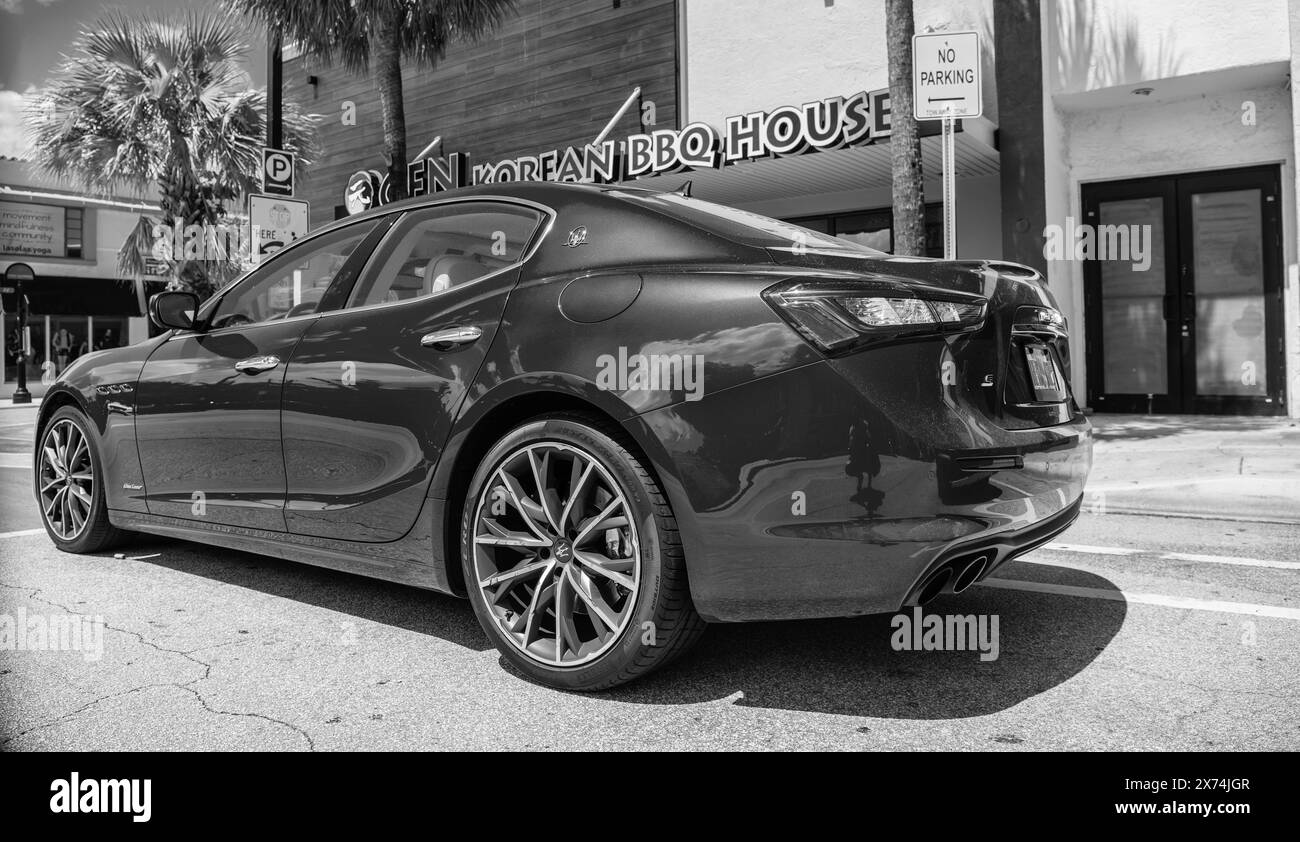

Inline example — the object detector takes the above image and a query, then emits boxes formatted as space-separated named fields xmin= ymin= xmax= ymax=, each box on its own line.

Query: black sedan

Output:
xmin=33 ymin=182 xmax=1091 ymax=690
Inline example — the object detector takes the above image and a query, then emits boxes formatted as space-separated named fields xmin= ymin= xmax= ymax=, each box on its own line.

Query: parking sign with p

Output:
xmin=261 ymin=147 xmax=296 ymax=196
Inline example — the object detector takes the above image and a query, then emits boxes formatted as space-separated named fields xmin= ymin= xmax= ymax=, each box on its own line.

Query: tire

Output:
xmin=461 ymin=413 xmax=705 ymax=691
xmin=35 ymin=405 xmax=128 ymax=553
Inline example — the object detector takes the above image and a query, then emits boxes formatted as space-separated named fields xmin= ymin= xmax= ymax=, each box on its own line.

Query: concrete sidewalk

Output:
xmin=1087 ymin=413 xmax=1300 ymax=524
xmin=0 ymin=381 xmax=50 ymax=409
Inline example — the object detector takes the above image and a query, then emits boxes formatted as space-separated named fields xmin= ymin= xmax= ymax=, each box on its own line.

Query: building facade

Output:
xmin=284 ymin=0 xmax=1300 ymax=417
xmin=0 ymin=157 xmax=159 ymax=388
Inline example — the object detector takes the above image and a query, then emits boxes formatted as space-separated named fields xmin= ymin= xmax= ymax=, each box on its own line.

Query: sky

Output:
xmin=0 ymin=0 xmax=268 ymax=158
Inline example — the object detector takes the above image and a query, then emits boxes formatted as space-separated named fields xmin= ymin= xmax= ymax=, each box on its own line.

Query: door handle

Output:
xmin=234 ymin=355 xmax=281 ymax=374
xmin=421 ymin=326 xmax=482 ymax=350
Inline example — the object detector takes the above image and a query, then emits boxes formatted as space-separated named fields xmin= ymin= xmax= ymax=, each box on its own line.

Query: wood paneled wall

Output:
xmin=284 ymin=0 xmax=679 ymax=227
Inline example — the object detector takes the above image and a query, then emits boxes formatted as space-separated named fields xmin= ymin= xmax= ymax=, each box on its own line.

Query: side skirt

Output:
xmin=108 ymin=496 xmax=458 ymax=596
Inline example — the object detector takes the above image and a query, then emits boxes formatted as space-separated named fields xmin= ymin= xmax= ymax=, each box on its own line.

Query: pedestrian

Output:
xmin=52 ymin=326 xmax=72 ymax=374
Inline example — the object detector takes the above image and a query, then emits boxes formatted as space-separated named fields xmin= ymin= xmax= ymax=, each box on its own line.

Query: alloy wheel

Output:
xmin=471 ymin=441 xmax=641 ymax=667
xmin=38 ymin=418 xmax=95 ymax=541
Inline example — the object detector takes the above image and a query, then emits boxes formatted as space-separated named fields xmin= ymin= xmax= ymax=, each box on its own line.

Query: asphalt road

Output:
xmin=1 ymin=404 xmax=1297 ymax=750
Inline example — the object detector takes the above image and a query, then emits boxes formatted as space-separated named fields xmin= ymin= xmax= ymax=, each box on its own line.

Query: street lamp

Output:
xmin=5 ymin=262 xmax=35 ymax=405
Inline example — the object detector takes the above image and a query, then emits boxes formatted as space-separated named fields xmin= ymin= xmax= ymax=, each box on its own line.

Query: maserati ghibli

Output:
xmin=33 ymin=182 xmax=1091 ymax=689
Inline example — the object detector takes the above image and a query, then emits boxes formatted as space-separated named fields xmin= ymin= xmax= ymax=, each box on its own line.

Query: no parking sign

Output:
xmin=261 ymin=147 xmax=296 ymax=196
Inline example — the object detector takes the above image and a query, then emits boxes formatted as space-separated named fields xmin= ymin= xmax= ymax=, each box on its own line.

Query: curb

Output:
xmin=1085 ymin=506 xmax=1300 ymax=526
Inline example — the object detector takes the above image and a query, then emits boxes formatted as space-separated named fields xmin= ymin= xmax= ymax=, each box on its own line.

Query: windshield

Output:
xmin=609 ymin=189 xmax=889 ymax=257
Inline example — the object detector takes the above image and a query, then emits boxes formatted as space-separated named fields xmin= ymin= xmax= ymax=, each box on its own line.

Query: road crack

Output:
xmin=0 ymin=579 xmax=317 ymax=751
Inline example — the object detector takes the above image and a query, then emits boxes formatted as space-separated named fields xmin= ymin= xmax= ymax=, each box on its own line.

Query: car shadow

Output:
xmin=110 ymin=537 xmax=495 ymax=652
xmin=598 ymin=564 xmax=1127 ymax=719
xmin=115 ymin=538 xmax=1125 ymax=720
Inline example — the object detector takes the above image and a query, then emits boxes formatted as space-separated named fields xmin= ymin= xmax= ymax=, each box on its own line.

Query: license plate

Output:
xmin=1023 ymin=344 xmax=1062 ymax=399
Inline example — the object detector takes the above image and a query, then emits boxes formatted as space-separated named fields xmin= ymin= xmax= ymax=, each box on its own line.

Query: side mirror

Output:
xmin=148 ymin=291 xmax=200 ymax=331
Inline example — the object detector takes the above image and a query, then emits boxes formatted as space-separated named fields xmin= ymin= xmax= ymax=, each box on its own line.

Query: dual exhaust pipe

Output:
xmin=914 ymin=553 xmax=992 ymax=606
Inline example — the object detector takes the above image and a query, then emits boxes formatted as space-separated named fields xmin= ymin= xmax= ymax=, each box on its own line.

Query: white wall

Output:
xmin=1 ymin=161 xmax=157 ymax=379
xmin=682 ymin=0 xmax=995 ymax=126
xmin=1040 ymin=17 xmax=1078 ymax=398
xmin=0 ymin=206 xmax=144 ymax=281
xmin=1049 ymin=0 xmax=1291 ymax=94
xmin=1289 ymin=1 xmax=1300 ymax=418
xmin=1065 ymin=83 xmax=1293 ymax=188
xmin=0 ymin=158 xmax=155 ymax=281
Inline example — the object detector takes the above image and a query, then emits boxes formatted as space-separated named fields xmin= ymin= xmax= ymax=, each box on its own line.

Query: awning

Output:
xmin=625 ymin=116 xmax=999 ymax=207
xmin=0 ymin=276 xmax=163 ymax=317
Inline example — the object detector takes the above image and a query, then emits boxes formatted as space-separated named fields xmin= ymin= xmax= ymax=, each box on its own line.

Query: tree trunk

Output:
xmin=886 ymin=0 xmax=926 ymax=256
xmin=372 ymin=8 xmax=408 ymax=201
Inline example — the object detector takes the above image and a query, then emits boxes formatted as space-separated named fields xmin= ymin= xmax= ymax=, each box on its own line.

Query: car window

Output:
xmin=207 ymin=222 xmax=378 ymax=330
xmin=347 ymin=203 xmax=544 ymax=308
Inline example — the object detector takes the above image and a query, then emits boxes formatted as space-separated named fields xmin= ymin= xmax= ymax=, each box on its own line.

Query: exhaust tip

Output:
xmin=951 ymin=554 xmax=991 ymax=594
xmin=916 ymin=566 xmax=953 ymax=606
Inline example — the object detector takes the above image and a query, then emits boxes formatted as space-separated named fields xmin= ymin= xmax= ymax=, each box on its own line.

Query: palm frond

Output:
xmin=25 ymin=9 xmax=318 ymax=300
xmin=220 ymin=0 xmax=519 ymax=69
xmin=116 ymin=214 xmax=165 ymax=280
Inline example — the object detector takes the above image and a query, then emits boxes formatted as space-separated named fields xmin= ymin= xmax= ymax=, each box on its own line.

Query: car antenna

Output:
xmin=672 ymin=180 xmax=693 ymax=198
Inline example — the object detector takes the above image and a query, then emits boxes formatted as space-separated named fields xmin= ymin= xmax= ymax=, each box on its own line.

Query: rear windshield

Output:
xmin=608 ymin=189 xmax=888 ymax=257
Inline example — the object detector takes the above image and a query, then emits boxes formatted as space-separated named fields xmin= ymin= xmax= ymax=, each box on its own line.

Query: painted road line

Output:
xmin=0 ymin=528 xmax=45 ymax=539
xmin=980 ymin=577 xmax=1300 ymax=620
xmin=1042 ymin=542 xmax=1139 ymax=556
xmin=1086 ymin=477 xmax=1300 ymax=493
xmin=1093 ymin=508 xmax=1300 ymax=526
xmin=1161 ymin=551 xmax=1300 ymax=570
xmin=1039 ymin=542 xmax=1300 ymax=570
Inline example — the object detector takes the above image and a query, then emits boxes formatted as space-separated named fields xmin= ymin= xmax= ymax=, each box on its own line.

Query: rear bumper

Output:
xmin=637 ymin=350 xmax=1092 ymax=622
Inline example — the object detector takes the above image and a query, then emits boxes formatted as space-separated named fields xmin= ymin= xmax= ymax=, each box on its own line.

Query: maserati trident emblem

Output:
xmin=563 ymin=226 xmax=588 ymax=248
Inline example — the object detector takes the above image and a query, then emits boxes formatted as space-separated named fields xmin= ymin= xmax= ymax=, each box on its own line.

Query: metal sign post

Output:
xmin=912 ymin=30 xmax=982 ymax=262
xmin=5 ymin=262 xmax=35 ymax=404
xmin=941 ymin=110 xmax=957 ymax=259
xmin=593 ymin=86 xmax=643 ymax=147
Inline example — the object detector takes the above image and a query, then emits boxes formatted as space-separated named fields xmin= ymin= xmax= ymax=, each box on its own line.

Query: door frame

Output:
xmin=1175 ymin=167 xmax=1286 ymax=415
xmin=1082 ymin=164 xmax=1286 ymax=415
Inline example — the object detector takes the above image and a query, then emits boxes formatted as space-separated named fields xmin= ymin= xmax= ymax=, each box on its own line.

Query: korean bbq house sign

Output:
xmin=344 ymin=89 xmax=892 ymax=214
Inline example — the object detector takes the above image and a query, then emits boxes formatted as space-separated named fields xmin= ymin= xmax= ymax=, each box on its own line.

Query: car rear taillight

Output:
xmin=762 ymin=278 xmax=987 ymax=353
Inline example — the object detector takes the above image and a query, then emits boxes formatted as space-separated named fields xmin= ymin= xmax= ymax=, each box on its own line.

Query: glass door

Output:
xmin=1082 ymin=166 xmax=1284 ymax=415
xmin=1177 ymin=170 xmax=1284 ymax=413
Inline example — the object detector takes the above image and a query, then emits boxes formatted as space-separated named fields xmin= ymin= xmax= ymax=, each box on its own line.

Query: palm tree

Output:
xmin=26 ymin=12 xmax=316 ymax=299
xmin=224 ymin=0 xmax=517 ymax=202
xmin=886 ymin=0 xmax=926 ymax=256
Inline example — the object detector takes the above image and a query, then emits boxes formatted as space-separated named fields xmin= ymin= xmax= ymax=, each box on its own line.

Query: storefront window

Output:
xmin=787 ymin=204 xmax=943 ymax=257
xmin=50 ymin=316 xmax=88 ymax=375
xmin=832 ymin=210 xmax=894 ymax=253
xmin=91 ymin=317 xmax=126 ymax=352
xmin=3 ymin=315 xmax=130 ymax=382
xmin=1190 ymin=189 xmax=1268 ymax=398
xmin=1098 ymin=197 xmax=1168 ymax=395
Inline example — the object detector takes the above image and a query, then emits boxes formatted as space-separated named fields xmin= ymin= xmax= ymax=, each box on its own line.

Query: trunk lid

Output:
xmin=767 ymin=250 xmax=1079 ymax=429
